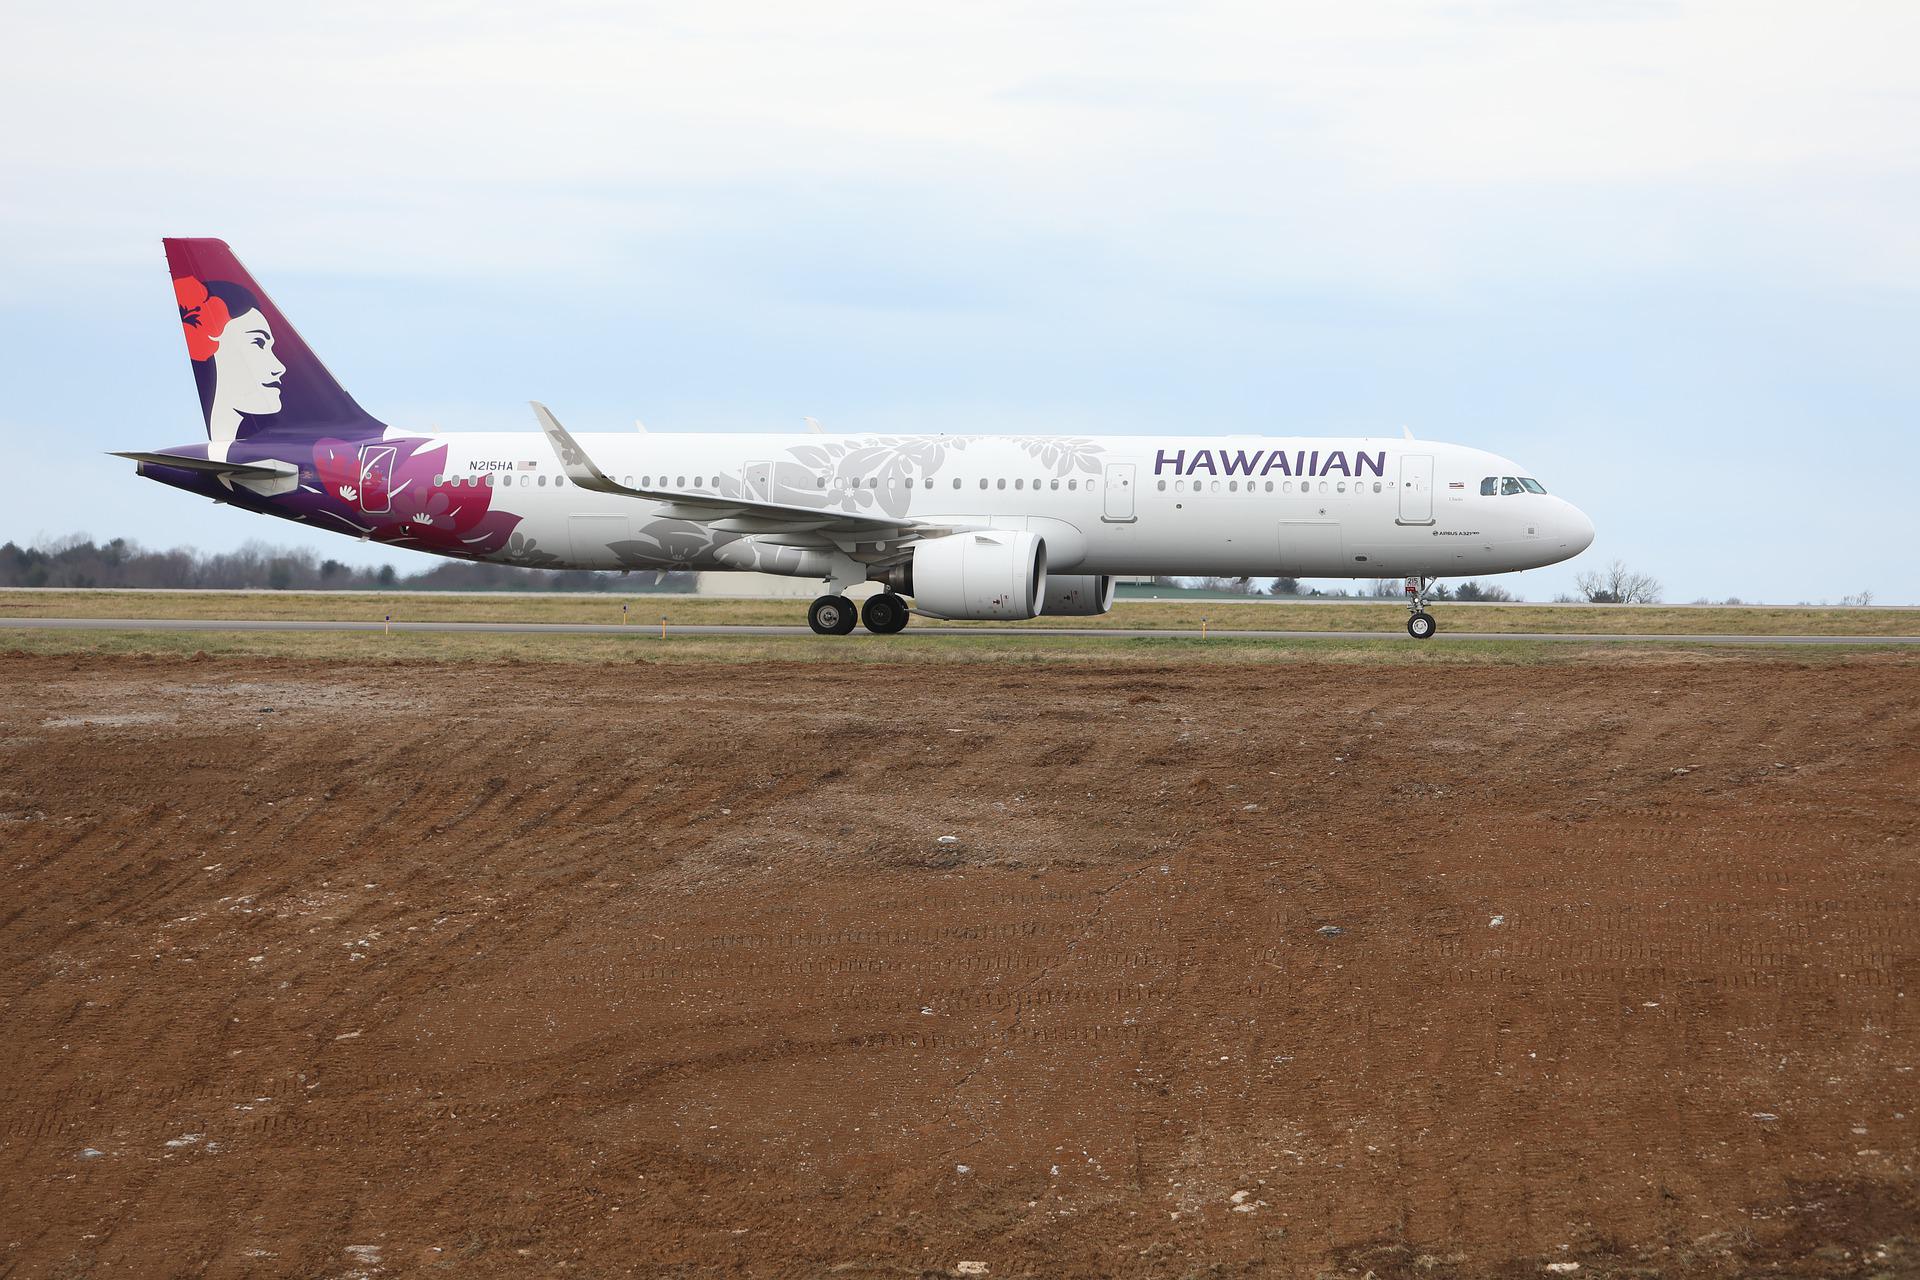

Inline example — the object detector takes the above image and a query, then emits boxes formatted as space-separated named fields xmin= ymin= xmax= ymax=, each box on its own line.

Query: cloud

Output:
xmin=2 ymin=1 xmax=1915 ymax=295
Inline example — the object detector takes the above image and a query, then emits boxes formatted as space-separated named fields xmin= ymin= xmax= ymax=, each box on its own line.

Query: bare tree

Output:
xmin=1575 ymin=559 xmax=1661 ymax=604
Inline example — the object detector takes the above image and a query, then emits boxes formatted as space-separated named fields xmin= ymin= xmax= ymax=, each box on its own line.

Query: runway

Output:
xmin=4 ymin=616 xmax=1915 ymax=644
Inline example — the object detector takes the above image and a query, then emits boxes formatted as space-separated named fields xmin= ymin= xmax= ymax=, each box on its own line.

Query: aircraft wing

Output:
xmin=531 ymin=402 xmax=940 ymax=540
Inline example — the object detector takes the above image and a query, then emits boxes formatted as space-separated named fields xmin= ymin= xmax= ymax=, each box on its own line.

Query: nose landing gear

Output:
xmin=1405 ymin=576 xmax=1438 ymax=640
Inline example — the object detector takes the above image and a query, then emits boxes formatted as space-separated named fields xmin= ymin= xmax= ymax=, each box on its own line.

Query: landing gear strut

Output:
xmin=1405 ymin=576 xmax=1438 ymax=640
xmin=860 ymin=592 xmax=910 ymax=634
xmin=808 ymin=594 xmax=858 ymax=636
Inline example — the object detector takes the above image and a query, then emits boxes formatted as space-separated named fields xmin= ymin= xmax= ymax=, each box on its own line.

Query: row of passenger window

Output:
xmin=811 ymin=476 xmax=1097 ymax=491
xmin=1157 ymin=478 xmax=1389 ymax=495
xmin=437 ymin=472 xmax=561 ymax=487
xmin=1482 ymin=476 xmax=1547 ymax=495
xmin=433 ymin=470 xmax=1398 ymax=496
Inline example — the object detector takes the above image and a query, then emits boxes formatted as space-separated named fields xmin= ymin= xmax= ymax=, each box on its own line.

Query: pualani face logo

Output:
xmin=1153 ymin=447 xmax=1388 ymax=479
xmin=176 ymin=276 xmax=285 ymax=445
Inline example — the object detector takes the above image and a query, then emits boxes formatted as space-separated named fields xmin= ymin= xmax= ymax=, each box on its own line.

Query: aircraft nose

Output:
xmin=1565 ymin=502 xmax=1595 ymax=554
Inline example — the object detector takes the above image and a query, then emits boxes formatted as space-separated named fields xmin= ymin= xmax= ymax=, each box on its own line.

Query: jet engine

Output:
xmin=892 ymin=530 xmax=1047 ymax=620
xmin=1039 ymin=574 xmax=1116 ymax=616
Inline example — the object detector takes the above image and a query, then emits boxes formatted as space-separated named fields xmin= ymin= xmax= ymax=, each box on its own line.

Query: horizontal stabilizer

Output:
xmin=111 ymin=451 xmax=296 ymax=480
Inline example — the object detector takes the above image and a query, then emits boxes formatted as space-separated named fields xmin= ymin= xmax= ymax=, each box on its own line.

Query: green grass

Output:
xmin=1 ymin=589 xmax=1915 ymax=635
xmin=4 ymin=626 xmax=1914 ymax=668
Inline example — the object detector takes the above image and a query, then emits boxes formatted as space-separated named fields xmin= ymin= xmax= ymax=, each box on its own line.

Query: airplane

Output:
xmin=125 ymin=239 xmax=1595 ymax=639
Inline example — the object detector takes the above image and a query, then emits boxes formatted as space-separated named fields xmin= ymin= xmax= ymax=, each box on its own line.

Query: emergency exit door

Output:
xmin=1102 ymin=463 xmax=1136 ymax=523
xmin=1397 ymin=454 xmax=1434 ymax=524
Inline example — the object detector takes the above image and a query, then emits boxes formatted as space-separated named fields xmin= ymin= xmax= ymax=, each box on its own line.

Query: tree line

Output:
xmin=0 ymin=536 xmax=694 ymax=593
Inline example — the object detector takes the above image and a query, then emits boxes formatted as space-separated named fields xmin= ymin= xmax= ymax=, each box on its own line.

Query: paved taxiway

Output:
xmin=5 ymin=616 xmax=1915 ymax=644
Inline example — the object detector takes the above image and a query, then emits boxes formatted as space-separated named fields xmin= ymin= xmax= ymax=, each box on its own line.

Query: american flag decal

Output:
xmin=1449 ymin=481 xmax=1465 ymax=489
xmin=517 ymin=460 xmax=539 ymax=470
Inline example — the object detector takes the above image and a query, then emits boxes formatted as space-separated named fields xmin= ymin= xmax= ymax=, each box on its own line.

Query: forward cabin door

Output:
xmin=743 ymin=460 xmax=775 ymax=501
xmin=1102 ymin=463 xmax=1137 ymax=523
xmin=1397 ymin=454 xmax=1434 ymax=524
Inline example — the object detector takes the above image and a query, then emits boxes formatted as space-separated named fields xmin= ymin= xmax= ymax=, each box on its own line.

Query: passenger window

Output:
xmin=538 ymin=474 xmax=547 ymax=487
xmin=1318 ymin=481 xmax=1328 ymax=493
xmin=816 ymin=477 xmax=825 ymax=488
xmin=1373 ymin=481 xmax=1382 ymax=493
xmin=979 ymin=478 xmax=988 ymax=489
xmin=1336 ymin=481 xmax=1346 ymax=493
xmin=953 ymin=478 xmax=961 ymax=489
xmin=1228 ymin=480 xmax=1238 ymax=492
xmin=642 ymin=476 xmax=651 ymax=487
xmin=1501 ymin=476 xmax=1523 ymax=496
xmin=1156 ymin=480 xmax=1166 ymax=491
xmin=1283 ymin=481 xmax=1292 ymax=493
xmin=676 ymin=475 xmax=685 ymax=487
xmin=1210 ymin=481 xmax=1221 ymax=493
xmin=996 ymin=478 xmax=1006 ymax=490
xmin=1015 ymin=479 xmax=1024 ymax=490
xmin=1068 ymin=479 xmax=1077 ymax=491
xmin=1264 ymin=481 xmax=1273 ymax=492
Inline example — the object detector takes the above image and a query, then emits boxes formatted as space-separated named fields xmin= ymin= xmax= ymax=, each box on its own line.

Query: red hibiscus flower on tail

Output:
xmin=174 ymin=277 xmax=231 ymax=362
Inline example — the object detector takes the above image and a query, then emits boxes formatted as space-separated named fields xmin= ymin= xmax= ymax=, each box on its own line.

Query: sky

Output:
xmin=1 ymin=1 xmax=1915 ymax=603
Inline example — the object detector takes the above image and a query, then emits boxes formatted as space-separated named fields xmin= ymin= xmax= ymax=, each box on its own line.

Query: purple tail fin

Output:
xmin=165 ymin=238 xmax=383 ymax=446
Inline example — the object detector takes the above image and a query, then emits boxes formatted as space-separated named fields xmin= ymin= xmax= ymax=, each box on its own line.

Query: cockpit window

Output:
xmin=1500 ymin=476 xmax=1524 ymax=496
xmin=1520 ymin=477 xmax=1546 ymax=494
xmin=1480 ymin=477 xmax=1498 ymax=496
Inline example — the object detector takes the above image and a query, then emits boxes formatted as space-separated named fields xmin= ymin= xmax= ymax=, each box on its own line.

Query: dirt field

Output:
xmin=2 ymin=650 xmax=1917 ymax=1278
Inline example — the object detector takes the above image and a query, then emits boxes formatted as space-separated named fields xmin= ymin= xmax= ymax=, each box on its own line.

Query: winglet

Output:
xmin=1402 ymin=424 xmax=1415 ymax=440
xmin=530 ymin=402 xmax=621 ymax=494
xmin=804 ymin=416 xmax=823 ymax=434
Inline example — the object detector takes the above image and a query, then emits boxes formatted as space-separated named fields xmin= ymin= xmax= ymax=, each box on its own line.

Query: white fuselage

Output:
xmin=400 ymin=430 xmax=1594 ymax=579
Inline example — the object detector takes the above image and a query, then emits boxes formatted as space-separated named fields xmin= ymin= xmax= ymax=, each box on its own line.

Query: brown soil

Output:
xmin=1 ymin=652 xmax=1916 ymax=1278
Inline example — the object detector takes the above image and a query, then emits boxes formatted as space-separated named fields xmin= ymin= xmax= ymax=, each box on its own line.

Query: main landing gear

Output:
xmin=807 ymin=594 xmax=858 ymax=635
xmin=1404 ymin=575 xmax=1438 ymax=640
xmin=808 ymin=592 xmax=911 ymax=636
xmin=860 ymin=592 xmax=910 ymax=634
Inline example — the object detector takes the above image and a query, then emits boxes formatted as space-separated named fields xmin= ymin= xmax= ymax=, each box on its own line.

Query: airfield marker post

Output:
xmin=384 ymin=613 xmax=390 ymax=635
xmin=661 ymin=616 xmax=667 ymax=640
xmin=1202 ymin=616 xmax=1209 ymax=639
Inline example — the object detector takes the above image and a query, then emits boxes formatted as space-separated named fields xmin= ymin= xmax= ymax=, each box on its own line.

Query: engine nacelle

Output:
xmin=906 ymin=530 xmax=1047 ymax=620
xmin=1040 ymin=574 xmax=1116 ymax=616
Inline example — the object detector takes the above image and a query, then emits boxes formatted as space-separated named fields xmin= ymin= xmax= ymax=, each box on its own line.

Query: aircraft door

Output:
xmin=1397 ymin=454 xmax=1434 ymax=524
xmin=1102 ymin=463 xmax=1137 ymax=523
xmin=356 ymin=444 xmax=397 ymax=514
xmin=743 ymin=460 xmax=775 ymax=501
